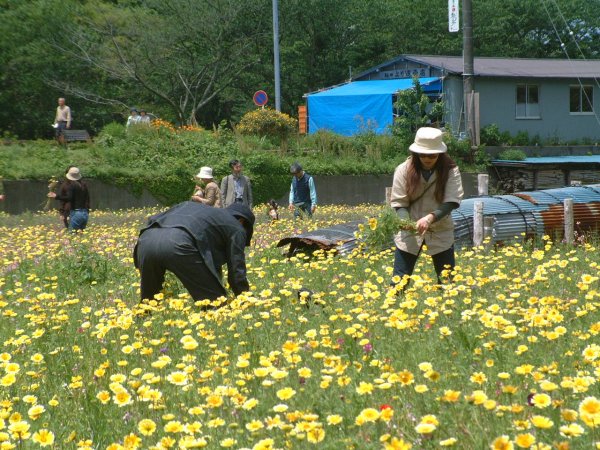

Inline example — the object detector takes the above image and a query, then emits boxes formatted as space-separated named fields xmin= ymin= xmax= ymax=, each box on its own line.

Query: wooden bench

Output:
xmin=63 ymin=129 xmax=91 ymax=143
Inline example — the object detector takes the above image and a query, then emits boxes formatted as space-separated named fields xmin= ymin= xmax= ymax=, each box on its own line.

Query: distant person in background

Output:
xmin=53 ymin=97 xmax=71 ymax=145
xmin=221 ymin=159 xmax=253 ymax=208
xmin=0 ymin=176 xmax=4 ymax=202
xmin=390 ymin=127 xmax=463 ymax=287
xmin=191 ymin=167 xmax=222 ymax=207
xmin=138 ymin=109 xmax=151 ymax=125
xmin=48 ymin=167 xmax=90 ymax=231
xmin=126 ymin=108 xmax=140 ymax=128
xmin=288 ymin=162 xmax=317 ymax=219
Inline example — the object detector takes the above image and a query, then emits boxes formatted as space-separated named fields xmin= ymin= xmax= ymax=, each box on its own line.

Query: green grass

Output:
xmin=0 ymin=206 xmax=599 ymax=449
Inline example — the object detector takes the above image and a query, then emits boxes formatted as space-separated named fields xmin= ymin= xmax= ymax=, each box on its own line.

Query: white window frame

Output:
xmin=569 ymin=85 xmax=594 ymax=115
xmin=515 ymin=84 xmax=541 ymax=120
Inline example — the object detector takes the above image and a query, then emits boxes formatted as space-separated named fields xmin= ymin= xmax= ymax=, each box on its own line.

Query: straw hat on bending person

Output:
xmin=191 ymin=166 xmax=222 ymax=207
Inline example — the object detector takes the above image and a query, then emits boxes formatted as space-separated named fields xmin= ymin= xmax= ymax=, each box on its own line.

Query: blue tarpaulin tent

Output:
xmin=307 ymin=78 xmax=441 ymax=136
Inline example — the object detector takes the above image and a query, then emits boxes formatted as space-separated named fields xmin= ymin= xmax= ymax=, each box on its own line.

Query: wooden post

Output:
xmin=473 ymin=201 xmax=484 ymax=247
xmin=385 ymin=187 xmax=392 ymax=205
xmin=564 ymin=198 xmax=574 ymax=244
xmin=477 ymin=173 xmax=489 ymax=196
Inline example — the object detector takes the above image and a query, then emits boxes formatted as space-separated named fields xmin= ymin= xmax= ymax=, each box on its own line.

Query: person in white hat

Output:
xmin=191 ymin=166 xmax=222 ymax=207
xmin=389 ymin=127 xmax=463 ymax=288
xmin=47 ymin=166 xmax=90 ymax=231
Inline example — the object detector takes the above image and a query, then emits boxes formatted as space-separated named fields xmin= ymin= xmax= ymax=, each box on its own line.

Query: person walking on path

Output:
xmin=53 ymin=97 xmax=71 ymax=145
xmin=220 ymin=159 xmax=253 ymax=208
xmin=133 ymin=202 xmax=255 ymax=304
xmin=48 ymin=167 xmax=90 ymax=231
xmin=191 ymin=167 xmax=222 ymax=207
xmin=288 ymin=163 xmax=317 ymax=219
xmin=390 ymin=127 xmax=463 ymax=287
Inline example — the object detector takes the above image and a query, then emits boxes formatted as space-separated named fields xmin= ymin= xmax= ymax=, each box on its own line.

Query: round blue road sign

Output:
xmin=253 ymin=90 xmax=268 ymax=107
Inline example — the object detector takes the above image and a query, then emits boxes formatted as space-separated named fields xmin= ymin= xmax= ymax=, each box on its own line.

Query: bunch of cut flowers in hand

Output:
xmin=359 ymin=206 xmax=416 ymax=250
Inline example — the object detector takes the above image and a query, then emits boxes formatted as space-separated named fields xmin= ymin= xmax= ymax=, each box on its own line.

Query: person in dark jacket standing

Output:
xmin=133 ymin=202 xmax=255 ymax=303
xmin=48 ymin=167 xmax=90 ymax=231
xmin=288 ymin=163 xmax=317 ymax=219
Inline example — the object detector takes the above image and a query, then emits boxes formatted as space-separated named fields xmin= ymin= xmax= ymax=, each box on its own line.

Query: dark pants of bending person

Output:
xmin=393 ymin=245 xmax=455 ymax=285
xmin=136 ymin=227 xmax=226 ymax=301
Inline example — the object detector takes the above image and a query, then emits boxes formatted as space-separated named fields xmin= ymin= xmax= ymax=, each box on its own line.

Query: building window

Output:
xmin=569 ymin=85 xmax=593 ymax=114
xmin=516 ymin=84 xmax=540 ymax=118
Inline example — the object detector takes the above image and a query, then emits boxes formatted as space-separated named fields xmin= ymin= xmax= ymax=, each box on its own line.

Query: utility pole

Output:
xmin=272 ymin=0 xmax=281 ymax=112
xmin=463 ymin=0 xmax=476 ymax=147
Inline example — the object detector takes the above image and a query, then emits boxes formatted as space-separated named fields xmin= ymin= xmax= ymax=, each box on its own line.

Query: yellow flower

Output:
xmin=206 ymin=394 xmax=223 ymax=408
xmin=113 ymin=390 xmax=133 ymax=407
xmin=397 ymin=370 xmax=414 ymax=386
xmin=220 ymin=438 xmax=237 ymax=447
xmin=415 ymin=422 xmax=436 ymax=434
xmin=356 ymin=382 xmax=374 ymax=395
xmin=276 ymin=387 xmax=296 ymax=400
xmin=96 ymin=391 xmax=111 ymax=404
xmin=579 ymin=396 xmax=600 ymax=427
xmin=138 ymin=418 xmax=156 ymax=436
xmin=27 ymin=404 xmax=45 ymax=420
xmin=166 ymin=371 xmax=188 ymax=386
xmin=32 ymin=429 xmax=54 ymax=447
xmin=306 ymin=427 xmax=325 ymax=443
xmin=164 ymin=420 xmax=184 ymax=433
xmin=559 ymin=423 xmax=584 ymax=437
xmin=326 ymin=415 xmax=343 ymax=425
xmin=491 ymin=435 xmax=514 ymax=450
xmin=384 ymin=437 xmax=412 ymax=449
xmin=355 ymin=408 xmax=379 ymax=425
xmin=514 ymin=433 xmax=535 ymax=448
xmin=470 ymin=371 xmax=488 ymax=385
xmin=245 ymin=420 xmax=264 ymax=432
xmin=440 ymin=437 xmax=457 ymax=446
xmin=531 ymin=415 xmax=554 ymax=429
xmin=441 ymin=390 xmax=461 ymax=402
xmin=531 ymin=393 xmax=551 ymax=409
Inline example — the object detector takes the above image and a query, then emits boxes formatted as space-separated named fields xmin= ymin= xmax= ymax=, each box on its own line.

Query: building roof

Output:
xmin=356 ymin=54 xmax=600 ymax=79
xmin=492 ymin=155 xmax=600 ymax=167
xmin=306 ymin=78 xmax=441 ymax=97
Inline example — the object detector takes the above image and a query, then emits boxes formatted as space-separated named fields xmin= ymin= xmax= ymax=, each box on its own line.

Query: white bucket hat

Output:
xmin=196 ymin=166 xmax=213 ymax=179
xmin=409 ymin=127 xmax=447 ymax=154
xmin=66 ymin=167 xmax=82 ymax=181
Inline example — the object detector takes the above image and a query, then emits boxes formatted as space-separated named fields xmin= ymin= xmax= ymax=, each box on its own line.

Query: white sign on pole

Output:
xmin=448 ymin=0 xmax=459 ymax=32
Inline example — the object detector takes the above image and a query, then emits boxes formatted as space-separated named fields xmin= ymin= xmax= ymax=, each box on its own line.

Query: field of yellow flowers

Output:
xmin=0 ymin=205 xmax=599 ymax=450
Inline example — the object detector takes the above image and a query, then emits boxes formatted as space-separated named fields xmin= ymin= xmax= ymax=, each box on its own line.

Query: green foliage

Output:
xmin=496 ymin=148 xmax=528 ymax=161
xmin=392 ymin=77 xmax=443 ymax=141
xmin=444 ymin=130 xmax=490 ymax=170
xmin=237 ymin=108 xmax=298 ymax=141
xmin=361 ymin=206 xmax=416 ymax=250
xmin=480 ymin=124 xmax=511 ymax=146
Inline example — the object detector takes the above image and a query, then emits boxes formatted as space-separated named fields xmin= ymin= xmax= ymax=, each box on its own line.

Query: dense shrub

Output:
xmin=237 ymin=108 xmax=298 ymax=141
xmin=480 ymin=124 xmax=511 ymax=146
xmin=496 ymin=148 xmax=527 ymax=161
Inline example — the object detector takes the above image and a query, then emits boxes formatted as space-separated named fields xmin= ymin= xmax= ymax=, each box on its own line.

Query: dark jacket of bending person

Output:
xmin=133 ymin=202 xmax=255 ymax=303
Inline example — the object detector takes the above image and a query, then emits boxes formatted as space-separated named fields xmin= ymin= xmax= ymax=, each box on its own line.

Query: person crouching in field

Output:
xmin=134 ymin=202 xmax=255 ymax=306
xmin=390 ymin=127 xmax=463 ymax=289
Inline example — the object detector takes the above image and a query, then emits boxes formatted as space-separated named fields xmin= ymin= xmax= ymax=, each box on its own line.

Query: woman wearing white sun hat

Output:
xmin=390 ymin=127 xmax=463 ymax=287
xmin=191 ymin=166 xmax=222 ymax=207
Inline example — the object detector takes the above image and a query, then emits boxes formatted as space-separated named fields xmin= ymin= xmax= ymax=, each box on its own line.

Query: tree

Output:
xmin=49 ymin=0 xmax=264 ymax=125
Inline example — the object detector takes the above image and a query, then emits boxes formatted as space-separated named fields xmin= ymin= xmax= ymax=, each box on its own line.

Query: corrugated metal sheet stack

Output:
xmin=453 ymin=185 xmax=600 ymax=248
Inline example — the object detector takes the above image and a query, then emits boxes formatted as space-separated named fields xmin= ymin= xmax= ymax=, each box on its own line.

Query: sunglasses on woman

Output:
xmin=418 ymin=154 xmax=439 ymax=160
